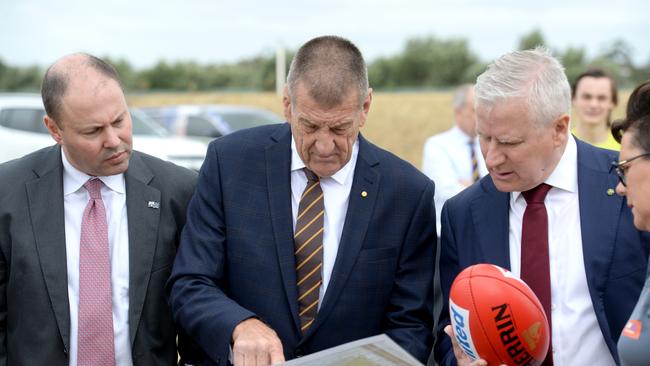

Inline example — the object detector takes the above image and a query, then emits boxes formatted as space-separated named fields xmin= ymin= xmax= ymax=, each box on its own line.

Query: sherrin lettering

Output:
xmin=448 ymin=264 xmax=550 ymax=365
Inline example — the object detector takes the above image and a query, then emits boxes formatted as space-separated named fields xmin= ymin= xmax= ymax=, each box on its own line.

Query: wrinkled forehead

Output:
xmin=476 ymin=98 xmax=534 ymax=133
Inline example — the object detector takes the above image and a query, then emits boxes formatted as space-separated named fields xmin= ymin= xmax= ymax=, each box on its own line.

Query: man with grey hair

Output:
xmin=433 ymin=47 xmax=648 ymax=365
xmin=168 ymin=35 xmax=436 ymax=365
xmin=421 ymin=84 xmax=487 ymax=235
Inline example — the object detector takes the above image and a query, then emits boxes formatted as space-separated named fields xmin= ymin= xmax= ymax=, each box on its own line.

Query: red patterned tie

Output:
xmin=77 ymin=179 xmax=115 ymax=365
xmin=521 ymin=183 xmax=553 ymax=366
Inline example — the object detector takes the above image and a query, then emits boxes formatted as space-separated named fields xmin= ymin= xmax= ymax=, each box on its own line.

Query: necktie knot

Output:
xmin=304 ymin=168 xmax=319 ymax=183
xmin=522 ymin=183 xmax=551 ymax=204
xmin=84 ymin=178 xmax=103 ymax=200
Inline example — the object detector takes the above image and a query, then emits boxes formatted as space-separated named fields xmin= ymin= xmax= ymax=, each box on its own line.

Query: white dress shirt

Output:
xmin=61 ymin=151 xmax=133 ymax=366
xmin=422 ymin=126 xmax=487 ymax=234
xmin=290 ymin=137 xmax=358 ymax=307
xmin=508 ymin=136 xmax=615 ymax=366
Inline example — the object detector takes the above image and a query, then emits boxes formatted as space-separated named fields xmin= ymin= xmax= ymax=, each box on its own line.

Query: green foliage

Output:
xmin=0 ymin=58 xmax=42 ymax=92
xmin=368 ymin=36 xmax=480 ymax=89
xmin=1 ymin=30 xmax=648 ymax=92
xmin=561 ymin=46 xmax=588 ymax=85
xmin=518 ymin=29 xmax=547 ymax=50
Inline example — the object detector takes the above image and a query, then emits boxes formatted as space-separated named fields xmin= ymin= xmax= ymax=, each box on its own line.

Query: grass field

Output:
xmin=128 ymin=91 xmax=628 ymax=169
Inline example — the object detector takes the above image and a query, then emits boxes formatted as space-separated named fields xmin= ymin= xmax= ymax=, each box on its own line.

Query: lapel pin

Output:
xmin=606 ymin=188 xmax=615 ymax=196
xmin=361 ymin=191 xmax=368 ymax=198
xmin=147 ymin=201 xmax=160 ymax=209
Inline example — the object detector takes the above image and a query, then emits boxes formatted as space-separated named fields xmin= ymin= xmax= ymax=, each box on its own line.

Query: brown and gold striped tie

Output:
xmin=470 ymin=141 xmax=479 ymax=183
xmin=294 ymin=168 xmax=324 ymax=334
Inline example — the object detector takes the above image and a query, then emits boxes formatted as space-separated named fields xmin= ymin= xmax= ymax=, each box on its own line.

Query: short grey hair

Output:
xmin=475 ymin=47 xmax=571 ymax=127
xmin=452 ymin=84 xmax=474 ymax=111
xmin=287 ymin=35 xmax=369 ymax=108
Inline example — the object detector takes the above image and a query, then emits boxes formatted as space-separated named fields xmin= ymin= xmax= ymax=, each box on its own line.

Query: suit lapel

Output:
xmin=124 ymin=152 xmax=161 ymax=345
xmin=303 ymin=135 xmax=380 ymax=339
xmin=265 ymin=125 xmax=302 ymax=332
xmin=471 ymin=177 xmax=511 ymax=269
xmin=576 ymin=141 xmax=621 ymax=305
xmin=27 ymin=145 xmax=71 ymax=351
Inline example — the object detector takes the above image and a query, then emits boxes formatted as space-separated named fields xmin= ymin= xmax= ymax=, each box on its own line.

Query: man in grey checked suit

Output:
xmin=0 ymin=53 xmax=197 ymax=365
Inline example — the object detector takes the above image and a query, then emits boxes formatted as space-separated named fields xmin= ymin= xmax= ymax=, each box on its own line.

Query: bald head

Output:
xmin=41 ymin=53 xmax=123 ymax=125
xmin=286 ymin=36 xmax=369 ymax=109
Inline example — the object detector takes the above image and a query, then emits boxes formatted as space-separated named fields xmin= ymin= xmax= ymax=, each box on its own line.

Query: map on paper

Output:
xmin=281 ymin=334 xmax=424 ymax=366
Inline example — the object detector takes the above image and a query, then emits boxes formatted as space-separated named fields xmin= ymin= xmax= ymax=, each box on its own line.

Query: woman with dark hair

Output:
xmin=612 ymin=80 xmax=650 ymax=365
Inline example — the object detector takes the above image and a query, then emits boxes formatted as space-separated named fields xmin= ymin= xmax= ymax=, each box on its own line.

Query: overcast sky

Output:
xmin=1 ymin=0 xmax=648 ymax=69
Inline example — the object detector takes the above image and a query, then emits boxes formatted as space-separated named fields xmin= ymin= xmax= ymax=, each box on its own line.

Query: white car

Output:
xmin=141 ymin=104 xmax=284 ymax=143
xmin=0 ymin=94 xmax=207 ymax=170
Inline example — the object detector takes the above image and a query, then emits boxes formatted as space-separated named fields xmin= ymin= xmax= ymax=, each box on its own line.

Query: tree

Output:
xmin=518 ymin=29 xmax=547 ymax=50
xmin=561 ymin=46 xmax=588 ymax=85
xmin=395 ymin=36 xmax=480 ymax=87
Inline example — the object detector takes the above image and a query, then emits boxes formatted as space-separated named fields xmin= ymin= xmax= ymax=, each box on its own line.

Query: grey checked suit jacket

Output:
xmin=0 ymin=145 xmax=197 ymax=365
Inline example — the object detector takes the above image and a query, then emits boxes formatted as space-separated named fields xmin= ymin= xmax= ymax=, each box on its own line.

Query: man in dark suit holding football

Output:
xmin=433 ymin=47 xmax=649 ymax=366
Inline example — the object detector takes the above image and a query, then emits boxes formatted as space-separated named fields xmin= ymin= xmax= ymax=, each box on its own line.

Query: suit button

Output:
xmin=295 ymin=347 xmax=304 ymax=357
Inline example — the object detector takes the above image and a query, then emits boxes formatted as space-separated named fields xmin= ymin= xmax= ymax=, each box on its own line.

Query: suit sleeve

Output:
xmin=383 ymin=179 xmax=437 ymax=363
xmin=0 ymin=226 xmax=6 ymax=366
xmin=434 ymin=201 xmax=460 ymax=366
xmin=166 ymin=142 xmax=256 ymax=364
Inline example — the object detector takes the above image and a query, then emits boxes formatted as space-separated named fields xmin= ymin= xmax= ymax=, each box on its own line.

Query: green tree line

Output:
xmin=1 ymin=30 xmax=649 ymax=92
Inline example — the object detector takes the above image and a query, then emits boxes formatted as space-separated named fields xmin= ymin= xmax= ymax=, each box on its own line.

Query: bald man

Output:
xmin=0 ymin=53 xmax=197 ymax=365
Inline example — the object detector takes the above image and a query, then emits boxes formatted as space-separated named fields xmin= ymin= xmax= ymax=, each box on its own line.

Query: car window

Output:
xmin=130 ymin=109 xmax=168 ymax=136
xmin=0 ymin=108 xmax=48 ymax=134
xmin=187 ymin=116 xmax=222 ymax=137
xmin=217 ymin=111 xmax=282 ymax=131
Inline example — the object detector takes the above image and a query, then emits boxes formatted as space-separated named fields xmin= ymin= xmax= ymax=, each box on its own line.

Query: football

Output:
xmin=449 ymin=264 xmax=550 ymax=366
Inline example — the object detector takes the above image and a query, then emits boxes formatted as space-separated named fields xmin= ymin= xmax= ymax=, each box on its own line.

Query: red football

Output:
xmin=449 ymin=264 xmax=550 ymax=366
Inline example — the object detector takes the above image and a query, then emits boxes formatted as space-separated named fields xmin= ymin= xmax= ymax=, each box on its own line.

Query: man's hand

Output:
xmin=232 ymin=318 xmax=285 ymax=366
xmin=444 ymin=325 xmax=490 ymax=366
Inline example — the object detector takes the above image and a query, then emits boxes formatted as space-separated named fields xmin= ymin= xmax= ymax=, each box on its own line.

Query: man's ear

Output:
xmin=282 ymin=85 xmax=292 ymax=124
xmin=359 ymin=88 xmax=373 ymax=128
xmin=553 ymin=113 xmax=570 ymax=147
xmin=44 ymin=115 xmax=63 ymax=144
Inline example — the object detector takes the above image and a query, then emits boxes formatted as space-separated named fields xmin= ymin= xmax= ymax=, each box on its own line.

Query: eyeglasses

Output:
xmin=612 ymin=152 xmax=650 ymax=186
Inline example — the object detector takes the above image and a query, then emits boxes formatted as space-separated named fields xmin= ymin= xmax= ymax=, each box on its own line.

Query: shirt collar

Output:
xmin=290 ymin=135 xmax=359 ymax=185
xmin=61 ymin=148 xmax=126 ymax=196
xmin=511 ymin=134 xmax=578 ymax=201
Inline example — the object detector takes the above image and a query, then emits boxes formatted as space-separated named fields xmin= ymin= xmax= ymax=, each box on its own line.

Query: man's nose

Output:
xmin=314 ymin=133 xmax=335 ymax=155
xmin=104 ymin=127 xmax=121 ymax=148
xmin=484 ymin=141 xmax=504 ymax=169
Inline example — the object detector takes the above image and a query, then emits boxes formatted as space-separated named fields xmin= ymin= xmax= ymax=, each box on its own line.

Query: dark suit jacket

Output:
xmin=167 ymin=123 xmax=436 ymax=365
xmin=433 ymin=139 xmax=650 ymax=365
xmin=0 ymin=145 xmax=197 ymax=366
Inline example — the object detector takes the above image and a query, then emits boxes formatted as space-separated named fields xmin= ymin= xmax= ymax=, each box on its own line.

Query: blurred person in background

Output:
xmin=422 ymin=84 xmax=487 ymax=366
xmin=0 ymin=53 xmax=197 ymax=365
xmin=572 ymin=68 xmax=620 ymax=150
xmin=434 ymin=48 xmax=649 ymax=366
xmin=612 ymin=80 xmax=650 ymax=366
xmin=167 ymin=35 xmax=436 ymax=366
xmin=421 ymin=84 xmax=487 ymax=236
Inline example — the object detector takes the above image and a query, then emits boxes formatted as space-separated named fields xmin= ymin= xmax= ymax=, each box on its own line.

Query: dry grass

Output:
xmin=128 ymin=91 xmax=628 ymax=169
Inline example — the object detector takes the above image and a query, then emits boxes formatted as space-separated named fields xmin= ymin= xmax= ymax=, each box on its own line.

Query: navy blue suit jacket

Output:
xmin=167 ymin=123 xmax=436 ymax=365
xmin=434 ymin=139 xmax=649 ymax=365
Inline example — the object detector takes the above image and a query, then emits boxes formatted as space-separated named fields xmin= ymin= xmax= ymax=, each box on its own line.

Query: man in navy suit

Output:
xmin=167 ymin=35 xmax=436 ymax=365
xmin=433 ymin=48 xmax=649 ymax=366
